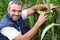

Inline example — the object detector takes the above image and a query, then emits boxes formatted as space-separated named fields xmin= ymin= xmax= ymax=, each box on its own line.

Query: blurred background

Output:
xmin=0 ymin=0 xmax=60 ymax=40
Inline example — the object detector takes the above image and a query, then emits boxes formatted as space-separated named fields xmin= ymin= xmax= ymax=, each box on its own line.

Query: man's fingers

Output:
xmin=44 ymin=15 xmax=48 ymax=18
xmin=50 ymin=6 xmax=59 ymax=9
xmin=45 ymin=18 xmax=48 ymax=21
xmin=46 ymin=4 xmax=59 ymax=9
xmin=50 ymin=4 xmax=59 ymax=9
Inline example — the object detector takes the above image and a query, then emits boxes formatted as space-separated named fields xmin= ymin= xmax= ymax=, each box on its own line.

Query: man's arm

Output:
xmin=14 ymin=12 xmax=47 ymax=40
xmin=26 ymin=4 xmax=47 ymax=16
xmin=26 ymin=4 xmax=58 ymax=16
xmin=1 ymin=12 xmax=47 ymax=40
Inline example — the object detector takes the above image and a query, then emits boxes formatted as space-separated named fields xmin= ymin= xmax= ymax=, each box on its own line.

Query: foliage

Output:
xmin=0 ymin=0 xmax=60 ymax=40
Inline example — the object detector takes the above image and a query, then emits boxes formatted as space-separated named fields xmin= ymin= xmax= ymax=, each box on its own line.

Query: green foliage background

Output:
xmin=0 ymin=0 xmax=60 ymax=40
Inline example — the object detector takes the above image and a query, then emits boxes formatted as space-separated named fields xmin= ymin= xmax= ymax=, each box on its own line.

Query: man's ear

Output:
xmin=7 ymin=8 xmax=10 ymax=13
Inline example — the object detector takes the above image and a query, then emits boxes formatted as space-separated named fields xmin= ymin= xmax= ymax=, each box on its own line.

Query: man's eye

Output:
xmin=18 ymin=10 xmax=22 ymax=12
xmin=12 ymin=10 xmax=16 ymax=12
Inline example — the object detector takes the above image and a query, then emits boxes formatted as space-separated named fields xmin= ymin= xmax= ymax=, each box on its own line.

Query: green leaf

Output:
xmin=37 ymin=10 xmax=42 ymax=14
xmin=46 ymin=0 xmax=50 ymax=12
xmin=41 ymin=23 xmax=60 ymax=40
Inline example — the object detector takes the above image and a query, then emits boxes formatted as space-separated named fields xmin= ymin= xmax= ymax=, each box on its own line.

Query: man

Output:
xmin=0 ymin=0 xmax=58 ymax=40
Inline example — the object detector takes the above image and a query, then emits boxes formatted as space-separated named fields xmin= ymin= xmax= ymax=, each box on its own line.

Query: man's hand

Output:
xmin=49 ymin=4 xmax=58 ymax=9
xmin=37 ymin=12 xmax=48 ymax=26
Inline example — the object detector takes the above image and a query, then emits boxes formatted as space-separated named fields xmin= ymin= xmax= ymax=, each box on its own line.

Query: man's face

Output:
xmin=8 ymin=3 xmax=22 ymax=21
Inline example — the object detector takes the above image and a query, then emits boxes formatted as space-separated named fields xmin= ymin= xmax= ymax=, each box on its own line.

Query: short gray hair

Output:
xmin=8 ymin=0 xmax=22 ymax=8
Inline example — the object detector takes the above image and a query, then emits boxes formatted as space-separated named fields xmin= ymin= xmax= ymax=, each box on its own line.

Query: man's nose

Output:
xmin=15 ymin=12 xmax=19 ymax=15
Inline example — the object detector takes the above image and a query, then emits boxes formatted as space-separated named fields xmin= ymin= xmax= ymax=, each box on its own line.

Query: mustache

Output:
xmin=13 ymin=15 xmax=20 ymax=16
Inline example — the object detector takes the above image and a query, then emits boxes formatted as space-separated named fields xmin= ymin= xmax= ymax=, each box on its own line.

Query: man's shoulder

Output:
xmin=0 ymin=14 xmax=11 ymax=25
xmin=0 ymin=14 xmax=14 ymax=28
xmin=1 ymin=14 xmax=9 ymax=21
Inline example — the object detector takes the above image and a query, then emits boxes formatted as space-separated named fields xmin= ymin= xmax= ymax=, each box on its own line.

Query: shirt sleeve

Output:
xmin=0 ymin=27 xmax=21 ymax=40
xmin=21 ymin=10 xmax=27 ymax=20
